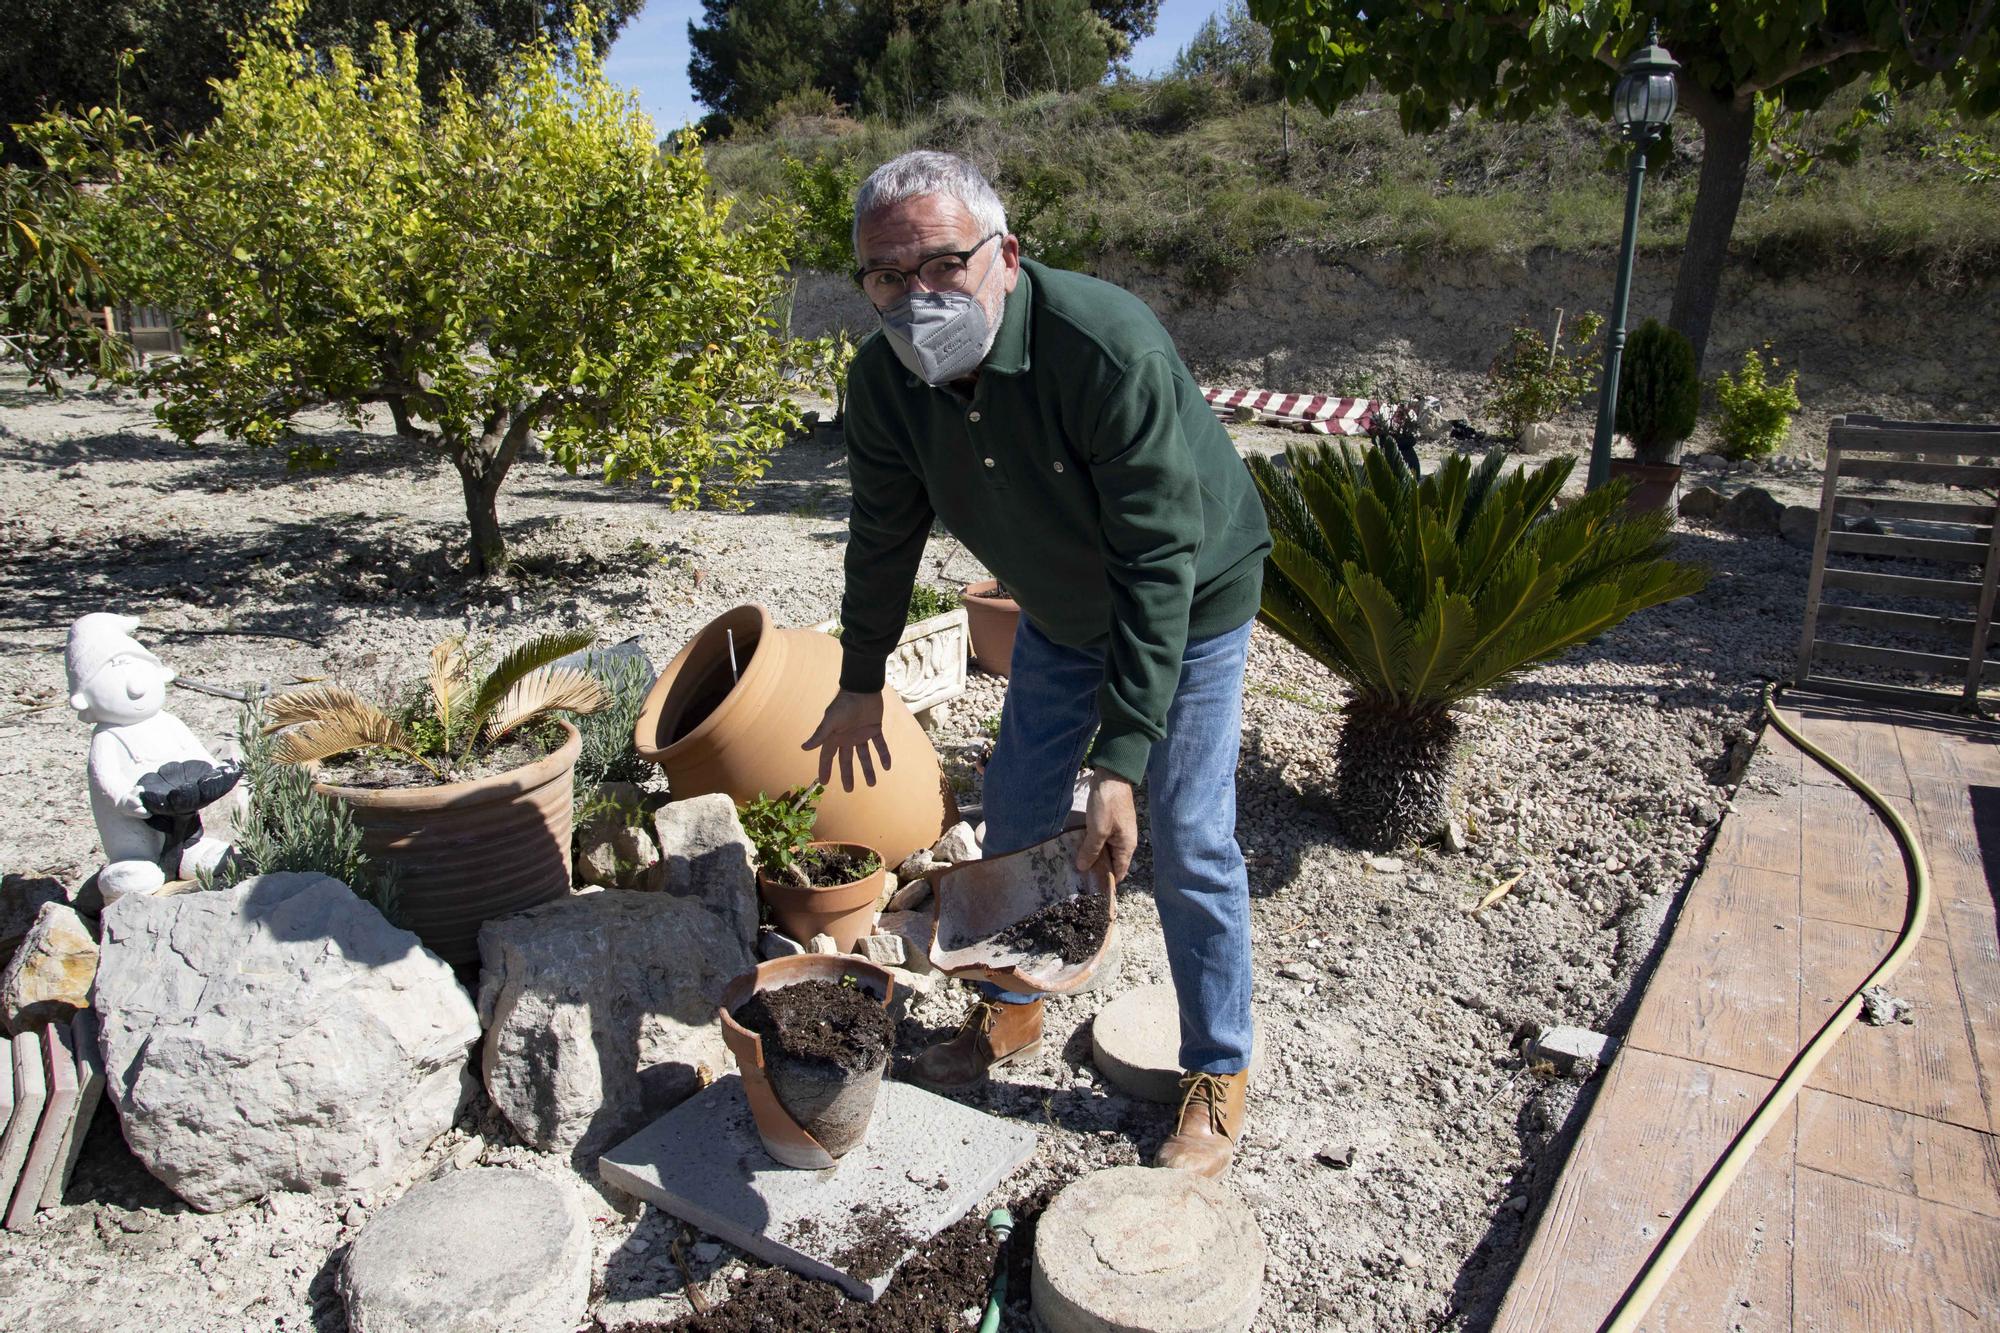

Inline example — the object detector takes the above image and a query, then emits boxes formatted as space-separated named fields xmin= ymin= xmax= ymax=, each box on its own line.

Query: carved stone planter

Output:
xmin=813 ymin=609 xmax=969 ymax=715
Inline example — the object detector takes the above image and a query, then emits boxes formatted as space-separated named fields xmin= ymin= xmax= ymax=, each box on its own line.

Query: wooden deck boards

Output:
xmin=1493 ymin=696 xmax=2000 ymax=1332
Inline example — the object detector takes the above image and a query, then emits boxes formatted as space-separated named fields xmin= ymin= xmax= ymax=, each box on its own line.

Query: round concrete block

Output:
xmin=1031 ymin=1166 xmax=1265 ymax=1333
xmin=1089 ymin=984 xmax=1262 ymax=1104
xmin=340 ymin=1167 xmax=590 ymax=1333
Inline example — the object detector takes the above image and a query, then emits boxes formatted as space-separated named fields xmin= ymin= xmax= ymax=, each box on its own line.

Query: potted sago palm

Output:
xmin=741 ymin=783 xmax=885 ymax=952
xmin=1610 ymin=319 xmax=1700 ymax=512
xmin=263 ymin=631 xmax=608 ymax=964
xmin=1247 ymin=441 xmax=1707 ymax=850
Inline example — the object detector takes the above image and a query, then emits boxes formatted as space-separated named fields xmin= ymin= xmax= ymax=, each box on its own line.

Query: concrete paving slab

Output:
xmin=0 ymin=1030 xmax=47 ymax=1215
xmin=600 ymin=1074 xmax=1037 ymax=1300
xmin=7 ymin=1021 xmax=76 ymax=1229
xmin=1090 ymin=984 xmax=1264 ymax=1104
xmin=40 ymin=1011 xmax=106 ymax=1208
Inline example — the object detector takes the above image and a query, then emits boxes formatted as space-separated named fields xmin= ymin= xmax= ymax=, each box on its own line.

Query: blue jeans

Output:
xmin=981 ymin=616 xmax=1256 ymax=1075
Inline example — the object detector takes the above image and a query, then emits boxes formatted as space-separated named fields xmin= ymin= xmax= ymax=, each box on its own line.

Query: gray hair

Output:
xmin=851 ymin=151 xmax=1009 ymax=257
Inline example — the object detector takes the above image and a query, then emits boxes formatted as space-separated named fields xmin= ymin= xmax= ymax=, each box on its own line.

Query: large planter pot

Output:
xmin=314 ymin=721 xmax=580 ymax=968
xmin=633 ymin=605 xmax=951 ymax=869
xmin=962 ymin=580 xmax=1021 ymax=677
xmin=718 ymin=955 xmax=896 ymax=1168
xmin=1608 ymin=460 xmax=1682 ymax=515
xmin=759 ymin=841 xmax=884 ymax=953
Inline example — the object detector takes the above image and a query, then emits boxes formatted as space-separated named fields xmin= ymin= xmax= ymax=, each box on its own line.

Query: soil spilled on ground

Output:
xmin=732 ymin=979 xmax=894 ymax=1074
xmin=990 ymin=891 xmax=1109 ymax=964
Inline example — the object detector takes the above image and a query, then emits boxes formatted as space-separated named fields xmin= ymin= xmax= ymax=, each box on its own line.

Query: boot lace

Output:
xmin=1177 ymin=1072 xmax=1229 ymax=1135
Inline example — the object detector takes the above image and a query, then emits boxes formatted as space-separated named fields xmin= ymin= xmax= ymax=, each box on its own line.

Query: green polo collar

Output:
xmin=982 ymin=262 xmax=1033 ymax=376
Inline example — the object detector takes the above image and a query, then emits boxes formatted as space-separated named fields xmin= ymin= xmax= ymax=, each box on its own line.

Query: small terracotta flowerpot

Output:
xmin=962 ymin=580 xmax=1021 ymax=677
xmin=1608 ymin=460 xmax=1682 ymax=515
xmin=718 ymin=956 xmax=896 ymax=1167
xmin=758 ymin=841 xmax=883 ymax=953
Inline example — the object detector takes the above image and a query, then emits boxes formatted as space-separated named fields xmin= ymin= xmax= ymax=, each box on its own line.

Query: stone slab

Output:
xmin=600 ymin=1074 xmax=1037 ymax=1300
xmin=0 ymin=1030 xmax=47 ymax=1215
xmin=41 ymin=1011 xmax=106 ymax=1208
xmin=1031 ymin=1166 xmax=1265 ymax=1333
xmin=6 ymin=1021 xmax=76 ymax=1228
xmin=1090 ymin=984 xmax=1264 ymax=1105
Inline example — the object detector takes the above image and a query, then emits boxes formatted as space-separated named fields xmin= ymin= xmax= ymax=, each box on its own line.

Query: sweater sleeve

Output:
xmin=837 ymin=378 xmax=934 ymax=694
xmin=1083 ymin=350 xmax=1201 ymax=785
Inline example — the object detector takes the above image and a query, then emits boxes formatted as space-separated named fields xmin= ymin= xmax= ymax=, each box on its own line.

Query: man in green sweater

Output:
xmin=803 ymin=151 xmax=1270 ymax=1179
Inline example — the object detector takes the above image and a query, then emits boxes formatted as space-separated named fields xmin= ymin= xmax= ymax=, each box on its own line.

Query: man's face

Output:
xmin=855 ymin=195 xmax=1020 ymax=334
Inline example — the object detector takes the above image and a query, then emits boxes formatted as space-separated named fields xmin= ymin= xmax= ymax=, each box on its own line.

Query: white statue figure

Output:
xmin=67 ymin=613 xmax=239 ymax=903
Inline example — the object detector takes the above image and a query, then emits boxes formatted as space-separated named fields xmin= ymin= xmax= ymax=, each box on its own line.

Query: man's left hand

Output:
xmin=1074 ymin=769 xmax=1137 ymax=885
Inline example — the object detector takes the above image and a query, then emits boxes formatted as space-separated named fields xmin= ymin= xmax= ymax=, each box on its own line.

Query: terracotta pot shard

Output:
xmin=928 ymin=827 xmax=1117 ymax=995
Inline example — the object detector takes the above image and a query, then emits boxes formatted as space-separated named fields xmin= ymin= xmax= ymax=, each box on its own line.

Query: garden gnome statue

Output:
xmin=67 ymin=613 xmax=240 ymax=903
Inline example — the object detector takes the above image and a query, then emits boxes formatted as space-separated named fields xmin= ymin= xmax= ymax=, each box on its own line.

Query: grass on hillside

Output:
xmin=706 ymin=79 xmax=2000 ymax=296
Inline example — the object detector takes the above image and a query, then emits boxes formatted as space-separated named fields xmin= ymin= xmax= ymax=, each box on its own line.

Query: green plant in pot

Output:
xmin=741 ymin=783 xmax=885 ymax=952
xmin=261 ymin=631 xmax=608 ymax=965
xmin=1610 ymin=319 xmax=1700 ymax=512
xmin=1247 ymin=440 xmax=1707 ymax=850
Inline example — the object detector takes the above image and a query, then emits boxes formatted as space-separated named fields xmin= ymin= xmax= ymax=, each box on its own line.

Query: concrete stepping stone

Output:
xmin=0 ymin=1030 xmax=47 ymax=1217
xmin=600 ymin=1074 xmax=1037 ymax=1300
xmin=41 ymin=1011 xmax=107 ymax=1208
xmin=6 ymin=1021 xmax=77 ymax=1229
xmin=338 ymin=1167 xmax=590 ymax=1333
xmin=1031 ymin=1165 xmax=1266 ymax=1333
xmin=1089 ymin=983 xmax=1263 ymax=1104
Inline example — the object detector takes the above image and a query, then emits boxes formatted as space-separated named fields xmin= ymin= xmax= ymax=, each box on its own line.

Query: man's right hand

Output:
xmin=801 ymin=689 xmax=892 ymax=790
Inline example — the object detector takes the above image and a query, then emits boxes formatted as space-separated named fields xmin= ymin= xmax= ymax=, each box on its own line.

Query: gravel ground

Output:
xmin=0 ymin=368 xmax=1890 ymax=1330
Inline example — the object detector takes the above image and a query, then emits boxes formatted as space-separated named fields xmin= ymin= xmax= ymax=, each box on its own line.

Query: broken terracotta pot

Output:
xmin=927 ymin=827 xmax=1116 ymax=995
xmin=718 ymin=955 xmax=897 ymax=1168
xmin=758 ymin=841 xmax=885 ymax=954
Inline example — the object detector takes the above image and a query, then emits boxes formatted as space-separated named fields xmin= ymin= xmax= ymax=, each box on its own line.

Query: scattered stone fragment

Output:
xmin=1 ymin=902 xmax=97 ymax=1035
xmin=1031 ymin=1166 xmax=1266 ymax=1333
xmin=1277 ymin=961 xmax=1319 ymax=983
xmin=576 ymin=800 xmax=659 ymax=893
xmin=895 ymin=849 xmax=939 ymax=883
xmin=873 ymin=870 xmax=899 ymax=912
xmin=1860 ymin=985 xmax=1914 ymax=1026
xmin=648 ymin=795 xmax=757 ymax=920
xmin=478 ymin=888 xmax=755 ymax=1159
xmin=875 ymin=910 xmax=936 ymax=974
xmin=808 ymin=933 xmax=840 ymax=955
xmin=1529 ymin=1024 xmax=1616 ymax=1075
xmin=1442 ymin=820 xmax=1468 ymax=854
xmin=1676 ymin=485 xmax=1723 ymax=520
xmin=1364 ymin=855 xmax=1405 ymax=875
xmin=1315 ymin=1145 xmax=1355 ymax=1170
xmin=339 ymin=1168 xmax=590 ymax=1333
xmin=886 ymin=874 xmax=934 ymax=912
xmin=96 ymin=874 xmax=479 ymax=1211
xmin=931 ymin=822 xmax=982 ymax=865
xmin=758 ymin=929 xmax=804 ymax=960
xmin=1721 ymin=485 xmax=1783 ymax=535
xmin=859 ymin=933 xmax=906 ymax=966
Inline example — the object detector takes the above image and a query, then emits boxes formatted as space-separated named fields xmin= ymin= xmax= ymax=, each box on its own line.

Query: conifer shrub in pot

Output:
xmin=263 ymin=632 xmax=608 ymax=965
xmin=1247 ymin=441 xmax=1707 ymax=850
xmin=719 ymin=955 xmax=896 ymax=1166
xmin=742 ymin=783 xmax=884 ymax=951
xmin=1610 ymin=319 xmax=1700 ymax=512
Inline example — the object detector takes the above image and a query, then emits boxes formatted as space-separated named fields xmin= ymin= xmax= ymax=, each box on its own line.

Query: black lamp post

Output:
xmin=1585 ymin=25 xmax=1679 ymax=492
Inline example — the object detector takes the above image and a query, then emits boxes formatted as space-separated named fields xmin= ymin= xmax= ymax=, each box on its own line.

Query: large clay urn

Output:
xmin=314 ymin=721 xmax=580 ymax=968
xmin=634 ymin=605 xmax=951 ymax=869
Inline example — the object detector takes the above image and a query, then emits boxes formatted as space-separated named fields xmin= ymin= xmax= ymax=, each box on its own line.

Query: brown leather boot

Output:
xmin=910 ymin=997 xmax=1043 ymax=1092
xmin=1154 ymin=1070 xmax=1248 ymax=1180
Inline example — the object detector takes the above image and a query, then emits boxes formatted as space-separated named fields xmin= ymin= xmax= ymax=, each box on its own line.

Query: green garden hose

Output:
xmin=979 ymin=1207 xmax=1015 ymax=1333
xmin=1601 ymin=682 xmax=1932 ymax=1332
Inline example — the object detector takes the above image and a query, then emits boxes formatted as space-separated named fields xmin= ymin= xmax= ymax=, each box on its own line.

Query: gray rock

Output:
xmin=1441 ymin=819 xmax=1468 ymax=854
xmin=577 ymin=786 xmax=658 ymax=891
xmin=95 ymin=874 xmax=478 ymax=1212
xmin=886 ymin=873 xmax=934 ymax=911
xmin=895 ymin=849 xmax=939 ymax=882
xmin=477 ymin=888 xmax=756 ymax=1159
xmin=339 ymin=1168 xmax=590 ymax=1333
xmin=1529 ymin=1024 xmax=1616 ymax=1076
xmin=1779 ymin=504 xmax=1822 ymax=549
xmin=859 ymin=933 xmax=905 ymax=966
xmin=931 ymin=821 xmax=982 ymax=865
xmin=1721 ymin=486 xmax=1784 ymax=535
xmin=758 ymin=929 xmax=804 ymax=959
xmin=0 ymin=874 xmax=65 ymax=962
xmin=1676 ymin=485 xmax=1724 ymax=520
xmin=807 ymin=933 xmax=840 ymax=955
xmin=648 ymin=796 xmax=756 ymax=934
xmin=2 ymin=902 xmax=96 ymax=1035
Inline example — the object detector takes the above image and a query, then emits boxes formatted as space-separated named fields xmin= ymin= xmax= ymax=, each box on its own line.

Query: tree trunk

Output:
xmin=451 ymin=405 xmax=539 ymax=576
xmin=386 ymin=395 xmax=424 ymax=440
xmin=1668 ymin=94 xmax=1757 ymax=373
xmin=1332 ymin=705 xmax=1461 ymax=851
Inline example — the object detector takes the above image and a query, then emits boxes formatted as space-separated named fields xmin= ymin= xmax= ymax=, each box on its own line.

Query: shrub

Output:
xmin=1711 ymin=344 xmax=1802 ymax=459
xmin=571 ymin=653 xmax=656 ymax=806
xmin=907 ymin=584 xmax=961 ymax=622
xmin=1616 ymin=319 xmax=1700 ymax=464
xmin=1485 ymin=311 xmax=1603 ymax=442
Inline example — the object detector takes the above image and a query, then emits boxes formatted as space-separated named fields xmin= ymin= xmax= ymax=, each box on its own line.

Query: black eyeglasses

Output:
xmin=853 ymin=233 xmax=1001 ymax=304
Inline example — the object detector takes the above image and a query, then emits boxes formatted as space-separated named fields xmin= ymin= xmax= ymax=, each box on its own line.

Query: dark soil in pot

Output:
xmin=990 ymin=892 xmax=1110 ymax=964
xmin=316 ymin=728 xmax=558 ymax=789
xmin=731 ymin=978 xmax=894 ymax=1154
xmin=794 ymin=846 xmax=880 ymax=886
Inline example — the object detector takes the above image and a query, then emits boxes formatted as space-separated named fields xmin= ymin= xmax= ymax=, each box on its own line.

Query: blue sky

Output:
xmin=603 ymin=0 xmax=1225 ymax=132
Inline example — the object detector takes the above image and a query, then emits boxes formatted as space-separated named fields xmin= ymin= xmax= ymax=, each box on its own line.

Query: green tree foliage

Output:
xmin=1485 ymin=310 xmax=1603 ymax=440
xmin=1711 ymin=343 xmax=1802 ymax=458
xmin=1247 ymin=0 xmax=2000 ymax=367
xmin=1617 ymin=319 xmax=1700 ymax=462
xmin=1171 ymin=0 xmax=1272 ymax=86
xmin=1247 ymin=441 xmax=1706 ymax=847
xmin=691 ymin=0 xmax=1145 ymax=129
xmin=97 ymin=8 xmax=800 ymax=575
xmin=0 ymin=0 xmax=639 ymax=160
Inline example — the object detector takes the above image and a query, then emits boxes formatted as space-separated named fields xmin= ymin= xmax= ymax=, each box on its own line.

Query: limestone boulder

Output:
xmin=576 ymin=815 xmax=659 ymax=892
xmin=0 ymin=874 xmax=66 ymax=963
xmin=1677 ymin=485 xmax=1724 ymax=521
xmin=1722 ymin=485 xmax=1785 ymax=535
xmin=648 ymin=794 xmax=757 ymax=926
xmin=1780 ymin=504 xmax=1821 ymax=549
xmin=94 ymin=874 xmax=479 ymax=1212
xmin=477 ymin=886 xmax=756 ymax=1160
xmin=2 ymin=898 xmax=93 ymax=1033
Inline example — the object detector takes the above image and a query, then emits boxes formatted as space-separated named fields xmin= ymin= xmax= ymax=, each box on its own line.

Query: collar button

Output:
xmin=967 ymin=410 xmax=982 ymax=423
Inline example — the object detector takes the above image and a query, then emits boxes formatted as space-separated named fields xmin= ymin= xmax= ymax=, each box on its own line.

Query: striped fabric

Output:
xmin=1201 ymin=386 xmax=1382 ymax=436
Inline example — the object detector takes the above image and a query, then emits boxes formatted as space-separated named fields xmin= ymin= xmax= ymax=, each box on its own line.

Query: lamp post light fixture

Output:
xmin=1585 ymin=24 xmax=1679 ymax=493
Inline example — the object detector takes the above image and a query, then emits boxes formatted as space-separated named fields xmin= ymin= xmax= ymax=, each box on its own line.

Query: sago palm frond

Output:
xmin=485 ymin=665 xmax=610 ymax=740
xmin=427 ymin=635 xmax=472 ymax=735
xmin=269 ymin=694 xmax=442 ymax=780
xmin=467 ymin=629 xmax=596 ymax=736
xmin=261 ymin=684 xmax=383 ymax=734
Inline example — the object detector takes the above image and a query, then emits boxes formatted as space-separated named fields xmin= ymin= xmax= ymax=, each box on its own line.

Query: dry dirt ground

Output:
xmin=0 ymin=368 xmax=1883 ymax=1330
